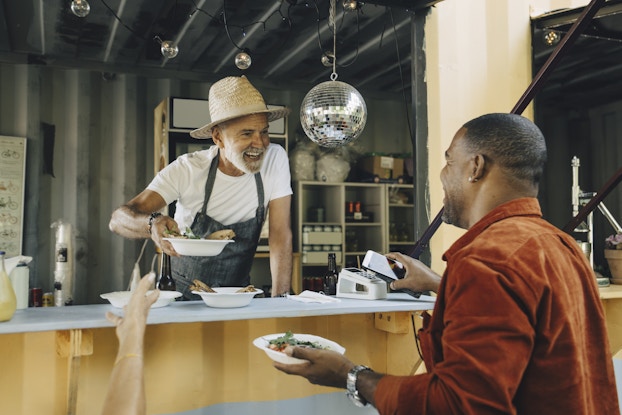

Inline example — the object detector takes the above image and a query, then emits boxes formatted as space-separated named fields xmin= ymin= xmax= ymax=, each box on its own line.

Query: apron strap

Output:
xmin=200 ymin=151 xmax=220 ymax=215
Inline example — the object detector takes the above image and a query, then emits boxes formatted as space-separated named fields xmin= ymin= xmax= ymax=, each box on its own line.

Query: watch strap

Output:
xmin=346 ymin=365 xmax=371 ymax=407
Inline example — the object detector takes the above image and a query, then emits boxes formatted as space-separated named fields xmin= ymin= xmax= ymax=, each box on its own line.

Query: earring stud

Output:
xmin=468 ymin=176 xmax=473 ymax=182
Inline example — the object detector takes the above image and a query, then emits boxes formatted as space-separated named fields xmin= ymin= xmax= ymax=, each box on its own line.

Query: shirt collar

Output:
xmin=443 ymin=197 xmax=542 ymax=260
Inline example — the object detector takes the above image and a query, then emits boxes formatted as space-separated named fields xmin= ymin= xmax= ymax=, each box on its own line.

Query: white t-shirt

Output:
xmin=147 ymin=144 xmax=292 ymax=227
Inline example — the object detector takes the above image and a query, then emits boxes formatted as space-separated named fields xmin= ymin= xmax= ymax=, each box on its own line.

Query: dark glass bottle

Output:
xmin=157 ymin=252 xmax=177 ymax=291
xmin=323 ymin=252 xmax=338 ymax=296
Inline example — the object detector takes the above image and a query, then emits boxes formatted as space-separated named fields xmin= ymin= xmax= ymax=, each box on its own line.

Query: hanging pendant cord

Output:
xmin=329 ymin=0 xmax=338 ymax=81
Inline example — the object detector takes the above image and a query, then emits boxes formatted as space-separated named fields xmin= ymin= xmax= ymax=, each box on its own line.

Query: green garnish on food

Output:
xmin=183 ymin=227 xmax=199 ymax=239
xmin=267 ymin=331 xmax=327 ymax=352
xmin=163 ymin=227 xmax=200 ymax=239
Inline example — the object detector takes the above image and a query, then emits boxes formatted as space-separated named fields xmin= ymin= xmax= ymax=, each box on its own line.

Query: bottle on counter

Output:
xmin=54 ymin=281 xmax=64 ymax=307
xmin=323 ymin=252 xmax=338 ymax=296
xmin=9 ymin=262 xmax=29 ymax=310
xmin=157 ymin=252 xmax=177 ymax=291
xmin=0 ymin=251 xmax=17 ymax=322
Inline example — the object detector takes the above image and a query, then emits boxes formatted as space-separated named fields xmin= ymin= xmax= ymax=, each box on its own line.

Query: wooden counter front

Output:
xmin=0 ymin=294 xmax=436 ymax=415
xmin=599 ymin=284 xmax=622 ymax=355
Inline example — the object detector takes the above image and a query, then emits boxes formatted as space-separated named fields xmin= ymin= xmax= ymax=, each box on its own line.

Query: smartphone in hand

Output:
xmin=362 ymin=250 xmax=421 ymax=298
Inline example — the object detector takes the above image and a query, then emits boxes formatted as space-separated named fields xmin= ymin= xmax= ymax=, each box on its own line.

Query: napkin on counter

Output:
xmin=287 ymin=290 xmax=341 ymax=304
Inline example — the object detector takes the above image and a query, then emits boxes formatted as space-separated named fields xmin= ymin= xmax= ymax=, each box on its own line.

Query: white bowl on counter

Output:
xmin=163 ymin=237 xmax=233 ymax=256
xmin=100 ymin=290 xmax=182 ymax=308
xmin=193 ymin=287 xmax=263 ymax=308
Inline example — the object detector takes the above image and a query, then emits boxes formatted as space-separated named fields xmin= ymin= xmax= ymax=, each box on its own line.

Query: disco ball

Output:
xmin=300 ymin=80 xmax=367 ymax=148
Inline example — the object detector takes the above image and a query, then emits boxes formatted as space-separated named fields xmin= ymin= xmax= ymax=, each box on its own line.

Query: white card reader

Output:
xmin=336 ymin=267 xmax=388 ymax=300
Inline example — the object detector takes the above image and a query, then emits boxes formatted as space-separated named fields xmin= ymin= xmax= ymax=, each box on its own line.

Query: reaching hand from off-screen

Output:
xmin=273 ymin=346 xmax=355 ymax=389
xmin=101 ymin=273 xmax=159 ymax=415
xmin=105 ymin=272 xmax=159 ymax=350
xmin=386 ymin=252 xmax=442 ymax=293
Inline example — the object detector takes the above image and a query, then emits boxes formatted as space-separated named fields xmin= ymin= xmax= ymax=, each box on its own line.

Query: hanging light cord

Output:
xmin=211 ymin=0 xmax=294 ymax=55
xmin=389 ymin=7 xmax=414 ymax=145
xmin=329 ymin=0 xmax=338 ymax=80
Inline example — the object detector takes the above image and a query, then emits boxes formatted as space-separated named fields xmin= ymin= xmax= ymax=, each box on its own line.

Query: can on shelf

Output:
xmin=29 ymin=288 xmax=43 ymax=307
xmin=42 ymin=292 xmax=54 ymax=307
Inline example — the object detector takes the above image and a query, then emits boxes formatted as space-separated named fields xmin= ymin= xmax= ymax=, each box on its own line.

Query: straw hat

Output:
xmin=190 ymin=76 xmax=290 ymax=139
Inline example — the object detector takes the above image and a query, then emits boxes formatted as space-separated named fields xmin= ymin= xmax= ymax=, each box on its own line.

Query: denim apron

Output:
xmin=171 ymin=152 xmax=265 ymax=300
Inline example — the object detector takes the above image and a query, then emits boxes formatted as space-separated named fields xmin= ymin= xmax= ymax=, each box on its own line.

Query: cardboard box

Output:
xmin=360 ymin=156 xmax=404 ymax=180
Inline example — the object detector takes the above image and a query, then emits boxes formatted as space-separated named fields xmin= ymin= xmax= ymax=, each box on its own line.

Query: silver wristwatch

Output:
xmin=346 ymin=365 xmax=371 ymax=407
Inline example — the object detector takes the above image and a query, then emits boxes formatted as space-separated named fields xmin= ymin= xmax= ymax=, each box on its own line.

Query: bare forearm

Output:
xmin=269 ymin=234 xmax=292 ymax=296
xmin=109 ymin=190 xmax=168 ymax=240
xmin=109 ymin=205 xmax=152 ymax=239
xmin=101 ymin=357 xmax=145 ymax=415
xmin=101 ymin=336 xmax=145 ymax=415
xmin=357 ymin=369 xmax=385 ymax=408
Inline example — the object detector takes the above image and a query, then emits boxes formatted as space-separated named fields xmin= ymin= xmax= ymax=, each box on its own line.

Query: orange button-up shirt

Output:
xmin=375 ymin=198 xmax=619 ymax=414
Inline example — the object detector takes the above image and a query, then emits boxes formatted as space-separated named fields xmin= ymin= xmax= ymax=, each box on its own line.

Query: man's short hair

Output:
xmin=462 ymin=113 xmax=547 ymax=185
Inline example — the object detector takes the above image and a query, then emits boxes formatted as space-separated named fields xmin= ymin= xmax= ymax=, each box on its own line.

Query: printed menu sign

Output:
xmin=0 ymin=136 xmax=26 ymax=257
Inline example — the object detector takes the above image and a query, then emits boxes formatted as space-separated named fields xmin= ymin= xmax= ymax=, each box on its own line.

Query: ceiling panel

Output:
xmin=532 ymin=0 xmax=622 ymax=109
xmin=0 ymin=0 xmax=444 ymax=97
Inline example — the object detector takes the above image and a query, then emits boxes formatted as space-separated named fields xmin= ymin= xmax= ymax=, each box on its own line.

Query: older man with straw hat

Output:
xmin=110 ymin=76 xmax=293 ymax=299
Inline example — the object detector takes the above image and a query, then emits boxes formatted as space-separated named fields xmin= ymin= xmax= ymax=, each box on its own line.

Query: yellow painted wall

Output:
xmin=425 ymin=0 xmax=590 ymax=273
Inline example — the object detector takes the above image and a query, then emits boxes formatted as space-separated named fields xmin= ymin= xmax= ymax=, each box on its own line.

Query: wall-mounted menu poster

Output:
xmin=0 ymin=136 xmax=26 ymax=257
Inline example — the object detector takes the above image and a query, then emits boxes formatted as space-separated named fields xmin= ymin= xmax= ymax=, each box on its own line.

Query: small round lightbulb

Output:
xmin=543 ymin=30 xmax=560 ymax=47
xmin=321 ymin=51 xmax=334 ymax=67
xmin=161 ymin=41 xmax=179 ymax=59
xmin=71 ymin=0 xmax=90 ymax=17
xmin=235 ymin=52 xmax=252 ymax=70
xmin=343 ymin=0 xmax=358 ymax=12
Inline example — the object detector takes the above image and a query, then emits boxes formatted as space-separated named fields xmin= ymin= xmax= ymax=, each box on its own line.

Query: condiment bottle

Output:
xmin=0 ymin=251 xmax=17 ymax=322
xmin=157 ymin=252 xmax=176 ymax=291
xmin=323 ymin=252 xmax=338 ymax=296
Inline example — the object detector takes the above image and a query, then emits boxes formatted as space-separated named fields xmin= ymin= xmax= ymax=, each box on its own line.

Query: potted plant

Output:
xmin=604 ymin=233 xmax=622 ymax=280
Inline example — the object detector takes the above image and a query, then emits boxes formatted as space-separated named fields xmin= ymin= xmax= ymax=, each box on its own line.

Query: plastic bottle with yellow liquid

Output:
xmin=0 ymin=251 xmax=17 ymax=322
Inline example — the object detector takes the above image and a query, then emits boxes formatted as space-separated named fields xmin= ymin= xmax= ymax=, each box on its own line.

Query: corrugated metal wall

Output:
xmin=0 ymin=63 xmax=413 ymax=304
xmin=0 ymin=64 xmax=183 ymax=304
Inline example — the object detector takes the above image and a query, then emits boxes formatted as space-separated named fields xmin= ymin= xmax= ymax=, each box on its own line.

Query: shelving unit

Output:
xmin=294 ymin=181 xmax=415 ymax=291
xmin=386 ymin=183 xmax=416 ymax=254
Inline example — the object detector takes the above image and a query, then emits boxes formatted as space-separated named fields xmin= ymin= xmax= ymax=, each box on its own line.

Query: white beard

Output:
xmin=225 ymin=146 xmax=265 ymax=174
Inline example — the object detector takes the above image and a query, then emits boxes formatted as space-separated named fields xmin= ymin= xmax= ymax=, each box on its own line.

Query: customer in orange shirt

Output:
xmin=274 ymin=113 xmax=620 ymax=414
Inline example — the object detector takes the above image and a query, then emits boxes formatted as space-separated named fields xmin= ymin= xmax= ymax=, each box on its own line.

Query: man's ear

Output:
xmin=212 ymin=127 xmax=224 ymax=148
xmin=471 ymin=154 xmax=486 ymax=181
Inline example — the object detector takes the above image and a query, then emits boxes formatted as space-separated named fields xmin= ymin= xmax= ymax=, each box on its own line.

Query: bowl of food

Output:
xmin=163 ymin=228 xmax=235 ymax=256
xmin=164 ymin=238 xmax=233 ymax=256
xmin=100 ymin=290 xmax=182 ymax=308
xmin=253 ymin=331 xmax=345 ymax=364
xmin=192 ymin=285 xmax=263 ymax=308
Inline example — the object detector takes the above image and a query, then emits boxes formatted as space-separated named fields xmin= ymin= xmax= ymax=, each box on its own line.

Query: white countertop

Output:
xmin=0 ymin=293 xmax=436 ymax=335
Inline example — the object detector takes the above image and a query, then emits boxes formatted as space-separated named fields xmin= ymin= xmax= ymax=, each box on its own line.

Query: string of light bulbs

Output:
xmin=70 ymin=0 xmax=365 ymax=70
